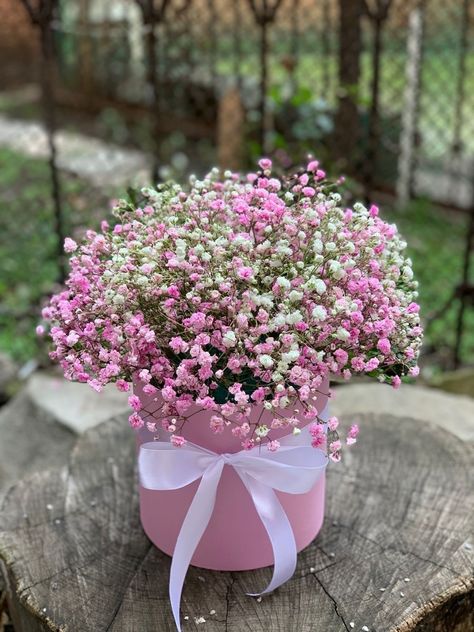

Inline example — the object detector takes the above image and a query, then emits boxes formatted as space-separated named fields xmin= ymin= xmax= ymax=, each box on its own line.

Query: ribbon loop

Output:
xmin=138 ymin=413 xmax=328 ymax=632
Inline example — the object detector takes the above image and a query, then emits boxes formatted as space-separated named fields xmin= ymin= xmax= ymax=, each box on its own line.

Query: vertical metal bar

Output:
xmin=259 ymin=13 xmax=269 ymax=154
xmin=233 ymin=0 xmax=243 ymax=90
xmin=396 ymin=1 xmax=425 ymax=207
xmin=364 ymin=13 xmax=384 ymax=202
xmin=452 ymin=0 xmax=470 ymax=155
xmin=334 ymin=0 xmax=363 ymax=170
xmin=289 ymin=0 xmax=300 ymax=92
xmin=208 ymin=0 xmax=218 ymax=85
xmin=321 ymin=0 xmax=331 ymax=98
xmin=145 ymin=17 xmax=161 ymax=182
xmin=39 ymin=3 xmax=66 ymax=284
xmin=248 ymin=0 xmax=283 ymax=155
xmin=453 ymin=207 xmax=474 ymax=368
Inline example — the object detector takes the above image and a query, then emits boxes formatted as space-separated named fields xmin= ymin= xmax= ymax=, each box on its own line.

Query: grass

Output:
xmin=0 ymin=147 xmax=111 ymax=362
xmin=0 ymin=147 xmax=472 ymax=368
xmin=384 ymin=200 xmax=474 ymax=368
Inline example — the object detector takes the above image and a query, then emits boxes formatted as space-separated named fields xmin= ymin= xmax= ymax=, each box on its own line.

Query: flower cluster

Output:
xmin=42 ymin=159 xmax=422 ymax=459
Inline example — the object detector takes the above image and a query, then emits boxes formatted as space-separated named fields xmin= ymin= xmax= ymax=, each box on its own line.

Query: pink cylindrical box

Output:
xmin=134 ymin=379 xmax=329 ymax=571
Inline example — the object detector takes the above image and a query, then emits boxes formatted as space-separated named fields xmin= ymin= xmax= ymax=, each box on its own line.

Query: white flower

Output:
xmin=286 ymin=310 xmax=303 ymax=325
xmin=260 ymin=354 xmax=274 ymax=368
xmin=282 ymin=349 xmax=300 ymax=363
xmin=222 ymin=330 xmax=237 ymax=348
xmin=336 ymin=327 xmax=350 ymax=341
xmin=271 ymin=314 xmax=286 ymax=328
xmin=288 ymin=290 xmax=303 ymax=302
xmin=277 ymin=277 xmax=291 ymax=290
xmin=315 ymin=279 xmax=326 ymax=295
xmin=255 ymin=425 xmax=270 ymax=437
xmin=312 ymin=305 xmax=327 ymax=321
xmin=312 ymin=239 xmax=323 ymax=253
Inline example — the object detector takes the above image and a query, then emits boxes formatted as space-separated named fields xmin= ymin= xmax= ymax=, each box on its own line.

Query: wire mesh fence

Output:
xmin=0 ymin=0 xmax=473 ymax=369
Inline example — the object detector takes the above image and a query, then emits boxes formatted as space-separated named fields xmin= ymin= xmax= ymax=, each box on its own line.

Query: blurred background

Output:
xmin=0 ymin=4 xmax=473 ymax=630
xmin=0 ymin=0 xmax=473 ymax=400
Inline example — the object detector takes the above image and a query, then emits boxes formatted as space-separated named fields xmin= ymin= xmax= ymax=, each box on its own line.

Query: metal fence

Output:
xmin=0 ymin=0 xmax=473 ymax=369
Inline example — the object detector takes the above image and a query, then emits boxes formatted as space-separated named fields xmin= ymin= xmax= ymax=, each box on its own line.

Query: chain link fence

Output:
xmin=0 ymin=0 xmax=473 ymax=369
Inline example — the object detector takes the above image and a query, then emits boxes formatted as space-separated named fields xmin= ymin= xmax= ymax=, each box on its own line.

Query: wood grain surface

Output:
xmin=0 ymin=413 xmax=473 ymax=632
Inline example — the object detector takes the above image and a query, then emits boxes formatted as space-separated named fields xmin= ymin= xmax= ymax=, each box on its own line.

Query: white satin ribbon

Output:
xmin=139 ymin=407 xmax=328 ymax=631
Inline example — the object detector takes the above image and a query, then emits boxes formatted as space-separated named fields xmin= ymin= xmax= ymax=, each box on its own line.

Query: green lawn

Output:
xmin=0 ymin=147 xmax=111 ymax=362
xmin=384 ymin=201 xmax=474 ymax=368
xmin=0 ymin=147 xmax=472 ymax=368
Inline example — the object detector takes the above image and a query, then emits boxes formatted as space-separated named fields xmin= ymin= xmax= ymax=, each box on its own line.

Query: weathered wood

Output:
xmin=0 ymin=413 xmax=473 ymax=632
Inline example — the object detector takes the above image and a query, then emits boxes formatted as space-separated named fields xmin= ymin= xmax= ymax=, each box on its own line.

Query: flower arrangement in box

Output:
xmin=41 ymin=158 xmax=422 ymax=630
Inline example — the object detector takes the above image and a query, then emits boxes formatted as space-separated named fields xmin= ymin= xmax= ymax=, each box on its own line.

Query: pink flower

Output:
xmin=346 ymin=423 xmax=359 ymax=445
xmin=128 ymin=412 xmax=144 ymax=429
xmin=232 ymin=422 xmax=250 ymax=438
xmin=377 ymin=338 xmax=391 ymax=355
xmin=146 ymin=421 xmax=157 ymax=432
xmin=267 ymin=440 xmax=280 ymax=452
xmin=311 ymin=434 xmax=326 ymax=449
xmin=328 ymin=416 xmax=339 ymax=431
xmin=334 ymin=349 xmax=348 ymax=366
xmin=128 ymin=394 xmax=142 ymax=411
xmin=210 ymin=415 xmax=224 ymax=433
xmin=310 ymin=423 xmax=326 ymax=448
xmin=237 ymin=266 xmax=253 ymax=280
xmin=36 ymin=325 xmax=45 ymax=336
xmin=170 ymin=434 xmax=186 ymax=447
xmin=241 ymin=438 xmax=255 ymax=450
xmin=64 ymin=237 xmax=78 ymax=253
xmin=42 ymin=158 xmax=422 ymax=465
xmin=369 ymin=204 xmax=379 ymax=217
xmin=251 ymin=387 xmax=265 ymax=403
xmin=258 ymin=158 xmax=272 ymax=171
xmin=392 ymin=375 xmax=402 ymax=389
xmin=347 ymin=423 xmax=359 ymax=439
xmin=161 ymin=385 xmax=176 ymax=402
xmin=66 ymin=331 xmax=79 ymax=346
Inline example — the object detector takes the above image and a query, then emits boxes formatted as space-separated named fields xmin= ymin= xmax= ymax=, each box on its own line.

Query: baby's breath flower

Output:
xmin=43 ymin=159 xmax=422 ymax=460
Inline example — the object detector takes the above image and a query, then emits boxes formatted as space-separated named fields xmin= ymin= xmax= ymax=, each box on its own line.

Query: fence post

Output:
xmin=363 ymin=0 xmax=393 ymax=203
xmin=396 ymin=1 xmax=425 ymax=207
xmin=334 ymin=0 xmax=364 ymax=171
xmin=453 ymin=200 xmax=474 ymax=369
xmin=452 ymin=0 xmax=470 ymax=156
xmin=20 ymin=0 xmax=66 ymax=284
xmin=248 ymin=0 xmax=284 ymax=155
xmin=135 ymin=0 xmax=171 ymax=184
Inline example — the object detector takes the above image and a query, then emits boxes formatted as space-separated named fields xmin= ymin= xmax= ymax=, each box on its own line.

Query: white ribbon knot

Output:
xmin=139 ymin=413 xmax=328 ymax=632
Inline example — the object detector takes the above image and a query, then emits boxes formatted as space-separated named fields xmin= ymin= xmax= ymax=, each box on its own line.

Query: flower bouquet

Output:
xmin=42 ymin=159 xmax=422 ymax=630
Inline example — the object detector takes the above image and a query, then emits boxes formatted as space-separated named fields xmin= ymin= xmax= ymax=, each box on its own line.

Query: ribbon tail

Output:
xmin=169 ymin=459 xmax=225 ymax=632
xmin=237 ymin=472 xmax=297 ymax=596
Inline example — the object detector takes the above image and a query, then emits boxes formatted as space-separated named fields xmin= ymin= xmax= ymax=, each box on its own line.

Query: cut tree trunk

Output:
xmin=0 ymin=413 xmax=473 ymax=631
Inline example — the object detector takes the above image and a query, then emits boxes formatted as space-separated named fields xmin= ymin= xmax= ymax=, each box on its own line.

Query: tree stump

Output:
xmin=0 ymin=413 xmax=473 ymax=632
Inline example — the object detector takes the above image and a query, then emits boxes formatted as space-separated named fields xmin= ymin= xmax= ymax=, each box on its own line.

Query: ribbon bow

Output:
xmin=139 ymin=418 xmax=328 ymax=631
